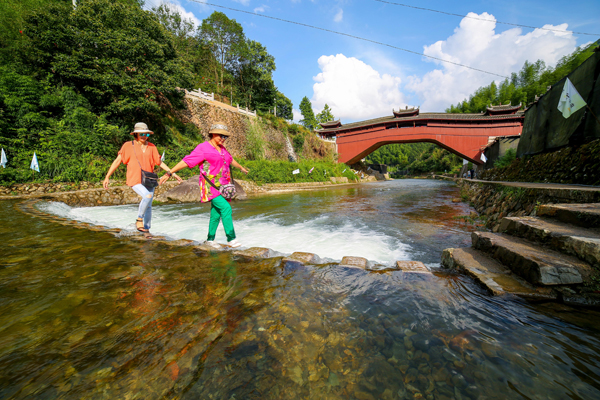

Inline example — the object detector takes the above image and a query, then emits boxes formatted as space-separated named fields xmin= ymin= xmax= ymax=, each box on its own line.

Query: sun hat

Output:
xmin=130 ymin=122 xmax=154 ymax=135
xmin=209 ymin=122 xmax=231 ymax=137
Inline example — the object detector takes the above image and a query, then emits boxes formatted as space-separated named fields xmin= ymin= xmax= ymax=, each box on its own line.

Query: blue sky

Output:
xmin=144 ymin=0 xmax=600 ymax=122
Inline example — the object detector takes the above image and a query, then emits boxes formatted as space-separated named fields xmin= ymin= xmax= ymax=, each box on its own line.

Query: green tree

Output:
xmin=21 ymin=0 xmax=192 ymax=125
xmin=299 ymin=96 xmax=317 ymax=130
xmin=236 ymin=40 xmax=276 ymax=108
xmin=198 ymin=11 xmax=246 ymax=99
xmin=275 ymin=91 xmax=293 ymax=120
xmin=315 ymin=103 xmax=335 ymax=125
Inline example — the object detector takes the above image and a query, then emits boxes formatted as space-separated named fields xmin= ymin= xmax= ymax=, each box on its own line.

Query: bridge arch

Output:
xmin=316 ymin=106 xmax=524 ymax=165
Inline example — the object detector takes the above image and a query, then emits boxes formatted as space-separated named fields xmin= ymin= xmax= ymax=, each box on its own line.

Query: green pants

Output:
xmin=207 ymin=195 xmax=236 ymax=242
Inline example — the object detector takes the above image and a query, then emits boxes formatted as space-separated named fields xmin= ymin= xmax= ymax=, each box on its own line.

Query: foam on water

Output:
xmin=38 ymin=201 xmax=412 ymax=265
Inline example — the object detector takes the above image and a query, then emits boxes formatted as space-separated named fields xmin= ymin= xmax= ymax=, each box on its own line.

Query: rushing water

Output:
xmin=1 ymin=180 xmax=600 ymax=399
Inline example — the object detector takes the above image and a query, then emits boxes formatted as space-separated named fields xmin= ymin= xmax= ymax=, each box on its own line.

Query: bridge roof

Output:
xmin=315 ymin=111 xmax=525 ymax=134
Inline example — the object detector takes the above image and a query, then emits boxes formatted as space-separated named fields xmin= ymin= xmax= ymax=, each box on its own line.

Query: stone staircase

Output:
xmin=442 ymin=203 xmax=600 ymax=306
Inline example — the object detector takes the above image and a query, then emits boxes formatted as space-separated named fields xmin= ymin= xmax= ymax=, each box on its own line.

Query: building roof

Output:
xmin=315 ymin=111 xmax=525 ymax=134
xmin=319 ymin=119 xmax=342 ymax=128
xmin=393 ymin=107 xmax=419 ymax=118
xmin=485 ymin=103 xmax=522 ymax=115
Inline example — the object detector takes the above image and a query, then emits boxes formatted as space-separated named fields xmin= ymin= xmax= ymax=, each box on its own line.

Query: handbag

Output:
xmin=201 ymin=165 xmax=237 ymax=200
xmin=132 ymin=141 xmax=159 ymax=190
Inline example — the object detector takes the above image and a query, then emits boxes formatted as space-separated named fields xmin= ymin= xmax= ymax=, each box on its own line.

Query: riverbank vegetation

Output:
xmin=0 ymin=0 xmax=300 ymax=186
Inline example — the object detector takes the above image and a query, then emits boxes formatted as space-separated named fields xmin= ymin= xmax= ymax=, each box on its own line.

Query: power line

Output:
xmin=190 ymin=1 xmax=509 ymax=78
xmin=371 ymin=0 xmax=600 ymax=37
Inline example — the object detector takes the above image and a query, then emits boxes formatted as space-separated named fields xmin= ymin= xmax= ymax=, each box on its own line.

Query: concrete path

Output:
xmin=434 ymin=176 xmax=600 ymax=192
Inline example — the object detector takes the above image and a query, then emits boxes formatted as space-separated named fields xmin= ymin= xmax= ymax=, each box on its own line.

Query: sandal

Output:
xmin=136 ymin=218 xmax=149 ymax=233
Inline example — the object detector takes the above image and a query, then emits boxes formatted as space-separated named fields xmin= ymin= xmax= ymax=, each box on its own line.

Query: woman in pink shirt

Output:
xmin=161 ymin=122 xmax=248 ymax=247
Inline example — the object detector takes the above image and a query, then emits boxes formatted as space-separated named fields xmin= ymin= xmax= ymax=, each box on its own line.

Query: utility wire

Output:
xmin=189 ymin=1 xmax=509 ymax=78
xmin=371 ymin=0 xmax=600 ymax=37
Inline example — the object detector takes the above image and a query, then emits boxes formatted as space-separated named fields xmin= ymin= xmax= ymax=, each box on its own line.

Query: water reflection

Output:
xmin=1 ymin=191 xmax=600 ymax=399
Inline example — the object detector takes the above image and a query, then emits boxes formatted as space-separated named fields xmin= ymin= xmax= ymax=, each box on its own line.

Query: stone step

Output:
xmin=537 ymin=203 xmax=600 ymax=229
xmin=441 ymin=247 xmax=556 ymax=299
xmin=499 ymin=216 xmax=600 ymax=268
xmin=471 ymin=231 xmax=593 ymax=286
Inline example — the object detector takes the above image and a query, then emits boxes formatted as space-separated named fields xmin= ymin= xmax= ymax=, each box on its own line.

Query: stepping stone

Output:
xmin=282 ymin=252 xmax=321 ymax=265
xmin=500 ymin=216 xmax=600 ymax=267
xmin=472 ymin=231 xmax=593 ymax=285
xmin=396 ymin=261 xmax=431 ymax=274
xmin=537 ymin=203 xmax=600 ymax=228
xmin=340 ymin=256 xmax=368 ymax=269
xmin=442 ymin=247 xmax=556 ymax=299
xmin=233 ymin=247 xmax=273 ymax=260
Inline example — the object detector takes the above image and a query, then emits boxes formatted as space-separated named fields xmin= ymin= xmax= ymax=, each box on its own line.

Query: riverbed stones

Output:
xmin=340 ymin=256 xmax=368 ymax=269
xmin=282 ymin=252 xmax=321 ymax=265
xmin=472 ymin=231 xmax=592 ymax=285
xmin=396 ymin=261 xmax=431 ymax=274
xmin=232 ymin=247 xmax=273 ymax=260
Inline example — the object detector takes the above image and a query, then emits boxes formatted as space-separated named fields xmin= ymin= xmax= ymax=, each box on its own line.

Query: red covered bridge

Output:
xmin=316 ymin=105 xmax=524 ymax=165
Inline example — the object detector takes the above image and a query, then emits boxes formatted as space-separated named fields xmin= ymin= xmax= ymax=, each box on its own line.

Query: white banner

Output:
xmin=463 ymin=159 xmax=468 ymax=165
xmin=480 ymin=153 xmax=487 ymax=163
xmin=292 ymin=169 xmax=300 ymax=174
xmin=557 ymin=78 xmax=586 ymax=118
xmin=30 ymin=152 xmax=40 ymax=172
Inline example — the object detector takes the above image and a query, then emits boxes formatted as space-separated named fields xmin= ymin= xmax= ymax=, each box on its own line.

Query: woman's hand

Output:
xmin=159 ymin=174 xmax=170 ymax=185
xmin=240 ymin=167 xmax=249 ymax=175
xmin=103 ymin=177 xmax=110 ymax=190
xmin=173 ymin=173 xmax=183 ymax=183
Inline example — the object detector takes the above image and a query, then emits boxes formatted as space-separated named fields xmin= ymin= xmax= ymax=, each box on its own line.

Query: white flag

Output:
xmin=30 ymin=152 xmax=40 ymax=172
xmin=292 ymin=168 xmax=300 ymax=174
xmin=463 ymin=159 xmax=468 ymax=165
xmin=480 ymin=153 xmax=487 ymax=163
xmin=557 ymin=78 xmax=586 ymax=118
xmin=342 ymin=168 xmax=346 ymax=173
xmin=161 ymin=151 xmax=165 ymax=162
xmin=0 ymin=148 xmax=6 ymax=168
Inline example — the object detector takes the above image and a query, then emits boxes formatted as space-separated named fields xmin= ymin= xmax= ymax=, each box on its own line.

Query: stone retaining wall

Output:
xmin=459 ymin=179 xmax=600 ymax=232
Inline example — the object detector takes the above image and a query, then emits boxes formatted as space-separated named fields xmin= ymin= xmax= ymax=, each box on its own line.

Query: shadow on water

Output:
xmin=1 ymin=180 xmax=600 ymax=399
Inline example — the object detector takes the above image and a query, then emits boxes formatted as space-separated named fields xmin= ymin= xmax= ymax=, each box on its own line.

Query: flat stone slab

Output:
xmin=281 ymin=252 xmax=321 ymax=265
xmin=396 ymin=261 xmax=431 ymax=274
xmin=340 ymin=256 xmax=368 ymax=268
xmin=537 ymin=203 xmax=600 ymax=228
xmin=232 ymin=247 xmax=273 ymax=259
xmin=500 ymin=216 xmax=600 ymax=267
xmin=472 ymin=231 xmax=593 ymax=286
xmin=442 ymin=247 xmax=556 ymax=299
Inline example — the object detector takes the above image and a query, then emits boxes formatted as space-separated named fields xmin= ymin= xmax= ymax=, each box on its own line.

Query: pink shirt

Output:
xmin=183 ymin=141 xmax=233 ymax=202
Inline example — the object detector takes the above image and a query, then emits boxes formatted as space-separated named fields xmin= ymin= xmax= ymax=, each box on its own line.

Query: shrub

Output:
xmin=494 ymin=148 xmax=517 ymax=169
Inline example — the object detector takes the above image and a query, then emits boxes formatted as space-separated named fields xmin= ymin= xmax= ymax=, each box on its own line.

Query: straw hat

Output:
xmin=130 ymin=122 xmax=154 ymax=135
xmin=209 ymin=122 xmax=231 ymax=136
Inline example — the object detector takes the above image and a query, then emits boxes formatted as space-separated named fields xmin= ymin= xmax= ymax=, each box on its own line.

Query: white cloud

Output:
xmin=311 ymin=54 xmax=408 ymax=121
xmin=254 ymin=5 xmax=268 ymax=13
xmin=233 ymin=0 xmax=251 ymax=6
xmin=158 ymin=1 xmax=201 ymax=29
xmin=405 ymin=12 xmax=577 ymax=111
xmin=292 ymin=109 xmax=303 ymax=123
xmin=334 ymin=9 xmax=343 ymax=23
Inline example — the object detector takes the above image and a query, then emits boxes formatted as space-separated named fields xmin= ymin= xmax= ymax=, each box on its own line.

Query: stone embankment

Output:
xmin=456 ymin=179 xmax=600 ymax=232
xmin=442 ymin=179 xmax=600 ymax=306
xmin=17 ymin=198 xmax=432 ymax=277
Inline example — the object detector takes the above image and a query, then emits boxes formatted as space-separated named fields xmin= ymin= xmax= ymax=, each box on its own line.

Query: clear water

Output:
xmin=1 ymin=180 xmax=599 ymax=399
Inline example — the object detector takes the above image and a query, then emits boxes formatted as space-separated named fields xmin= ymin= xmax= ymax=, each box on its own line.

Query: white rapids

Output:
xmin=38 ymin=201 xmax=413 ymax=266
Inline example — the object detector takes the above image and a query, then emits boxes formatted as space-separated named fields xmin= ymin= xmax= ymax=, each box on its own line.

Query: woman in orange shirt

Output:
xmin=103 ymin=122 xmax=181 ymax=234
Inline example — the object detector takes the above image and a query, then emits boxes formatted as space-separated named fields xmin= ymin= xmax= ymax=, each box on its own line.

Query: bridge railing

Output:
xmin=237 ymin=104 xmax=257 ymax=117
xmin=186 ymin=89 xmax=214 ymax=101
